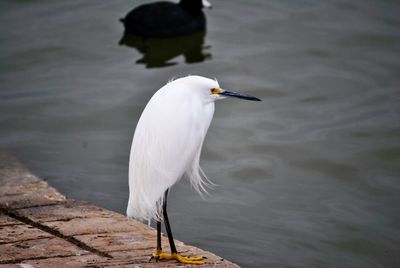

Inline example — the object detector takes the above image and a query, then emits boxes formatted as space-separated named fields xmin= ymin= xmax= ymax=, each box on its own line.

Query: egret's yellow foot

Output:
xmin=150 ymin=251 xmax=204 ymax=264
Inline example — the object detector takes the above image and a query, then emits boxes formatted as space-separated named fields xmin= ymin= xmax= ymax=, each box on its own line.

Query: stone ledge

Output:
xmin=0 ymin=153 xmax=239 ymax=267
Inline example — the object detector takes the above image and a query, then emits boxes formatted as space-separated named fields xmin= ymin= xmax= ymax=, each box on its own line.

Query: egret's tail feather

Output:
xmin=186 ymin=161 xmax=216 ymax=199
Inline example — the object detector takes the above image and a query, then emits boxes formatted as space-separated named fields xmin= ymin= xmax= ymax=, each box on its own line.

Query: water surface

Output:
xmin=1 ymin=0 xmax=399 ymax=267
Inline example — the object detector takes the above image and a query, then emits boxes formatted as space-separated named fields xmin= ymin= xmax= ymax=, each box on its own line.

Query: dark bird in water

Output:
xmin=120 ymin=0 xmax=212 ymax=38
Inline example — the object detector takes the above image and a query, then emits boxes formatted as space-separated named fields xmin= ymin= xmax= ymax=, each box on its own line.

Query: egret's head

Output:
xmin=209 ymin=87 xmax=261 ymax=102
xmin=170 ymin=75 xmax=261 ymax=103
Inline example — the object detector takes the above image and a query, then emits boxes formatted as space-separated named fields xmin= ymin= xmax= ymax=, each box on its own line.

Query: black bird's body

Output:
xmin=120 ymin=0 xmax=207 ymax=37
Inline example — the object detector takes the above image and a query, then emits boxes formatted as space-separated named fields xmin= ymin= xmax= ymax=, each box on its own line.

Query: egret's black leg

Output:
xmin=150 ymin=190 xmax=204 ymax=264
xmin=149 ymin=220 xmax=162 ymax=262
xmin=163 ymin=189 xmax=177 ymax=254
xmin=156 ymin=220 xmax=162 ymax=252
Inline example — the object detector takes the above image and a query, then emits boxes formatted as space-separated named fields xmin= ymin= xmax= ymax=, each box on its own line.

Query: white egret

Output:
xmin=127 ymin=75 xmax=260 ymax=264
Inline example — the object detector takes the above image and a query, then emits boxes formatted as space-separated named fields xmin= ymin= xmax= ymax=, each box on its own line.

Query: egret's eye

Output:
xmin=210 ymin=88 xmax=221 ymax=94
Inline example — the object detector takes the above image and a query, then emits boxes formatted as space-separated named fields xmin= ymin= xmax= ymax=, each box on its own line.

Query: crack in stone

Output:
xmin=0 ymin=205 xmax=113 ymax=259
xmin=0 ymin=253 xmax=89 ymax=264
xmin=0 ymin=236 xmax=52 ymax=245
xmin=14 ymin=202 xmax=63 ymax=210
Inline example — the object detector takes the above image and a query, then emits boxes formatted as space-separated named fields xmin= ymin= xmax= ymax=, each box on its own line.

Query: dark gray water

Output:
xmin=1 ymin=0 xmax=400 ymax=267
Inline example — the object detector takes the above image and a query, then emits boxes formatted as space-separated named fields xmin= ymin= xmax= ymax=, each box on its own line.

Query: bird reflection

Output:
xmin=119 ymin=30 xmax=211 ymax=68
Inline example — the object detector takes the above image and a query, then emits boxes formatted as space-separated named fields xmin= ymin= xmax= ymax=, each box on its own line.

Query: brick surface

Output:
xmin=0 ymin=237 xmax=90 ymax=263
xmin=0 ymin=152 xmax=239 ymax=267
xmin=0 ymin=214 xmax=22 ymax=227
xmin=0 ymin=224 xmax=52 ymax=244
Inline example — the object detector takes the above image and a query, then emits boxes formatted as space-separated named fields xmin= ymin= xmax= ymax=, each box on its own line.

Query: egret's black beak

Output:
xmin=219 ymin=90 xmax=261 ymax=101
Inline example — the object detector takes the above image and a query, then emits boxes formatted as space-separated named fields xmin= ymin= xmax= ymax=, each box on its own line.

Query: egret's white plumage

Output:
xmin=126 ymin=75 xmax=260 ymax=264
xmin=127 ymin=76 xmax=219 ymax=221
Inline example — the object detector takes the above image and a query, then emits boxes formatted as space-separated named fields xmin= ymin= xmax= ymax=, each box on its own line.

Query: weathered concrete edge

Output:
xmin=0 ymin=152 xmax=240 ymax=267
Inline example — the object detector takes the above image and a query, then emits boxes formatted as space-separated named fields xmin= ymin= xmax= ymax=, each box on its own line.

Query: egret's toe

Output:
xmin=150 ymin=251 xmax=204 ymax=265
